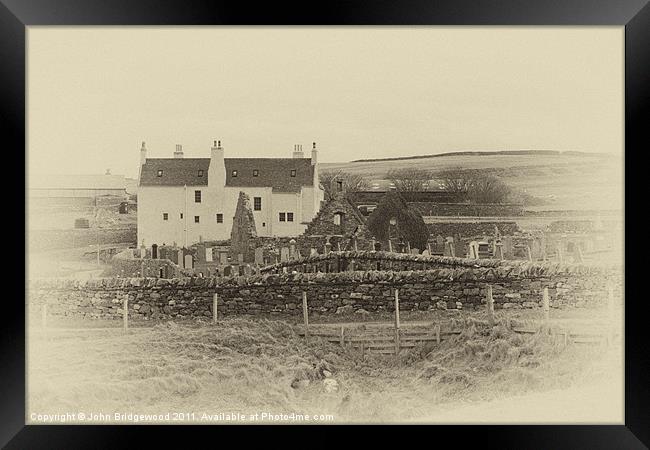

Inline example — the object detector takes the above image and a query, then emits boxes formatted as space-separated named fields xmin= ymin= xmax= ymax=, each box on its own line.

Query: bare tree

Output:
xmin=386 ymin=168 xmax=433 ymax=192
xmin=438 ymin=168 xmax=513 ymax=203
xmin=320 ymin=170 xmax=370 ymax=200
xmin=437 ymin=168 xmax=473 ymax=193
xmin=467 ymin=174 xmax=512 ymax=203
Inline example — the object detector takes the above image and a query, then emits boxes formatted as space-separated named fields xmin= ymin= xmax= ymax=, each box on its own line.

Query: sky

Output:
xmin=27 ymin=27 xmax=623 ymax=179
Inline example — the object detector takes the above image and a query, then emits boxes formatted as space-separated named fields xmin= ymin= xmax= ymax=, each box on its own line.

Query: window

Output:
xmin=287 ymin=212 xmax=294 ymax=222
xmin=198 ymin=169 xmax=204 ymax=177
xmin=163 ymin=213 xmax=168 ymax=221
xmin=216 ymin=213 xmax=223 ymax=223
xmin=232 ymin=170 xmax=238 ymax=177
xmin=262 ymin=222 xmax=266 ymax=227
xmin=279 ymin=212 xmax=286 ymax=222
xmin=290 ymin=169 xmax=296 ymax=177
xmin=254 ymin=197 xmax=262 ymax=211
xmin=194 ymin=190 xmax=201 ymax=203
xmin=180 ymin=213 xmax=183 ymax=219
xmin=157 ymin=170 xmax=163 ymax=177
xmin=253 ymin=169 xmax=259 ymax=177
xmin=194 ymin=216 xmax=200 ymax=223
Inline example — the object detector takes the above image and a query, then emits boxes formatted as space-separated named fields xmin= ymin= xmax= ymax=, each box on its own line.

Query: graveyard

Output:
xmin=27 ymin=181 xmax=623 ymax=423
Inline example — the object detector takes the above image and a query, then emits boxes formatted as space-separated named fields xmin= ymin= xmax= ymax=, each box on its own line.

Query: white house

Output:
xmin=137 ymin=140 xmax=324 ymax=247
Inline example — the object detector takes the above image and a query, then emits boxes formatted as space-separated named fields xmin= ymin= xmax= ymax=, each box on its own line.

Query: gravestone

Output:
xmin=289 ymin=239 xmax=297 ymax=259
xmin=468 ymin=241 xmax=479 ymax=259
xmin=195 ymin=244 xmax=206 ymax=263
xmin=280 ymin=247 xmax=290 ymax=262
xmin=436 ymin=235 xmax=444 ymax=246
xmin=184 ymin=254 xmax=193 ymax=269
xmin=411 ymin=248 xmax=419 ymax=255
xmin=494 ymin=242 xmax=504 ymax=260
xmin=530 ymin=239 xmax=542 ymax=260
xmin=220 ymin=252 xmax=229 ymax=265
xmin=443 ymin=241 xmax=454 ymax=257
xmin=205 ymin=247 xmax=213 ymax=262
xmin=421 ymin=249 xmax=430 ymax=256
xmin=254 ymin=247 xmax=264 ymax=265
xmin=238 ymin=265 xmax=245 ymax=276
xmin=502 ymin=236 xmax=514 ymax=259
xmin=244 ymin=264 xmax=252 ymax=276
xmin=223 ymin=265 xmax=232 ymax=276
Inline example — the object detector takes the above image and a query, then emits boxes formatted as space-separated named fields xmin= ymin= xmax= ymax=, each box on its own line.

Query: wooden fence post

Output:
xmin=123 ymin=296 xmax=128 ymax=332
xmin=41 ymin=301 xmax=47 ymax=329
xmin=394 ymin=288 xmax=401 ymax=355
xmin=302 ymin=291 xmax=309 ymax=338
xmin=574 ymin=245 xmax=584 ymax=264
xmin=213 ymin=293 xmax=218 ymax=324
xmin=340 ymin=326 xmax=345 ymax=346
xmin=435 ymin=324 xmax=440 ymax=344
xmin=542 ymin=287 xmax=550 ymax=323
xmin=486 ymin=284 xmax=494 ymax=326
xmin=607 ymin=282 xmax=615 ymax=345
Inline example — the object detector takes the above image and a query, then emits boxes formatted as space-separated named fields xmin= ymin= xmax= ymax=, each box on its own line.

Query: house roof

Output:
xmin=139 ymin=158 xmax=209 ymax=186
xmin=139 ymin=157 xmax=315 ymax=192
xmin=225 ymin=158 xmax=314 ymax=192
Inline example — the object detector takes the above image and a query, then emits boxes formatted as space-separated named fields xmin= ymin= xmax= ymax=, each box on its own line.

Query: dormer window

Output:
xmin=253 ymin=169 xmax=259 ymax=177
xmin=198 ymin=169 xmax=204 ymax=177
xmin=232 ymin=170 xmax=238 ymax=177
xmin=157 ymin=170 xmax=163 ymax=177
xmin=290 ymin=169 xmax=296 ymax=177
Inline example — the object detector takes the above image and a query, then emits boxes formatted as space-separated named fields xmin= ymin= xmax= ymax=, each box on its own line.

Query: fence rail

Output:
xmin=295 ymin=281 xmax=618 ymax=355
xmin=296 ymin=323 xmax=618 ymax=355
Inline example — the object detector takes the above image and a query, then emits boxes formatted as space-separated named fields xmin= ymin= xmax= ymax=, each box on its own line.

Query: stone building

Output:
xmin=229 ymin=191 xmax=258 ymax=263
xmin=303 ymin=187 xmax=367 ymax=237
xmin=137 ymin=140 xmax=324 ymax=247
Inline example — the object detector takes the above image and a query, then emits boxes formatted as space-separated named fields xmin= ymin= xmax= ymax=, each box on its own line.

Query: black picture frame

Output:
xmin=3 ymin=0 xmax=647 ymax=447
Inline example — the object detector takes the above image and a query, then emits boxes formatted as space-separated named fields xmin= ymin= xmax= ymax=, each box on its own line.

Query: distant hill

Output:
xmin=350 ymin=150 xmax=606 ymax=164
xmin=322 ymin=150 xmax=622 ymax=212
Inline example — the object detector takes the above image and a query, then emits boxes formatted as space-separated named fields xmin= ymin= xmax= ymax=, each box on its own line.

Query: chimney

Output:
xmin=174 ymin=144 xmax=184 ymax=158
xmin=208 ymin=139 xmax=225 ymax=190
xmin=292 ymin=144 xmax=304 ymax=159
xmin=311 ymin=142 xmax=318 ymax=165
xmin=138 ymin=141 xmax=147 ymax=180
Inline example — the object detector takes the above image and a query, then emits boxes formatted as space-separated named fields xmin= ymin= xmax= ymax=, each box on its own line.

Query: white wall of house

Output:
xmin=138 ymin=184 xmax=322 ymax=246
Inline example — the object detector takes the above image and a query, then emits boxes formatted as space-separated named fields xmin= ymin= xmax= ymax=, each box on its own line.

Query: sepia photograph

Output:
xmin=24 ymin=25 xmax=625 ymax=426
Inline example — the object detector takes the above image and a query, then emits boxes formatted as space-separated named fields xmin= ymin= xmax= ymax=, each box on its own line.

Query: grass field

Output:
xmin=27 ymin=314 xmax=622 ymax=424
xmin=322 ymin=152 xmax=623 ymax=212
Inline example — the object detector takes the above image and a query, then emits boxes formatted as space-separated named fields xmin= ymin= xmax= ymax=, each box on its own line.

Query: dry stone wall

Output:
xmin=29 ymin=262 xmax=621 ymax=322
xmin=409 ymin=203 xmax=524 ymax=217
